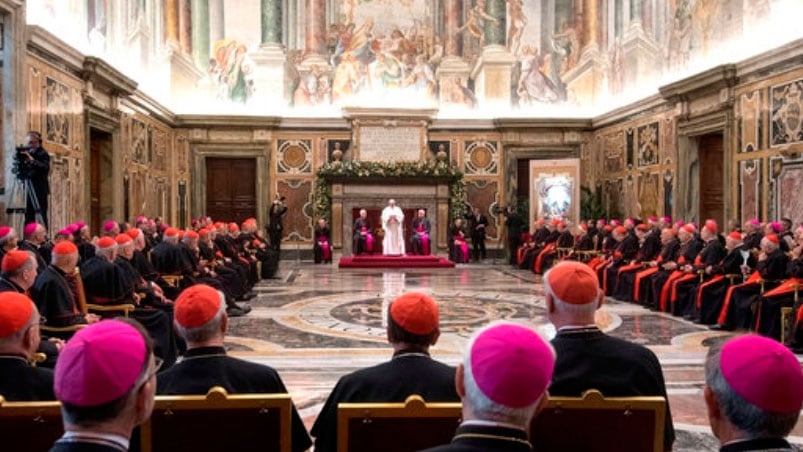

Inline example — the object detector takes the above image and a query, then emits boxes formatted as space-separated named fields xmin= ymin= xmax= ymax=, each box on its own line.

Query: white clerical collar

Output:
xmin=557 ymin=324 xmax=598 ymax=332
xmin=461 ymin=419 xmax=526 ymax=432
xmin=59 ymin=431 xmax=129 ymax=451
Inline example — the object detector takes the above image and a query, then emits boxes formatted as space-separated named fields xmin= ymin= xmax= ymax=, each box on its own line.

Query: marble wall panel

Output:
xmin=277 ymin=139 xmax=313 ymax=174
xmin=771 ymin=78 xmax=803 ymax=147
xmin=603 ymin=131 xmax=625 ymax=174
xmin=277 ymin=178 xmax=313 ymax=242
xmin=739 ymin=159 xmax=761 ymax=223
xmin=464 ymin=141 xmax=499 ymax=175
xmin=775 ymin=160 xmax=803 ymax=223
xmin=465 ymin=180 xmax=499 ymax=240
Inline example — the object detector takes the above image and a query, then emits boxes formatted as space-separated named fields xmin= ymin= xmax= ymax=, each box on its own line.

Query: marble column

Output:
xmin=304 ymin=0 xmax=326 ymax=56
xmin=252 ymin=0 xmax=288 ymax=107
xmin=165 ymin=0 xmax=179 ymax=44
xmin=262 ymin=0 xmax=282 ymax=45
xmin=178 ymin=0 xmax=192 ymax=54
xmin=483 ymin=0 xmax=506 ymax=48
xmin=208 ymin=0 xmax=224 ymax=47
xmin=630 ymin=0 xmax=642 ymax=25
xmin=190 ymin=0 xmax=210 ymax=69
xmin=436 ymin=0 xmax=470 ymax=104
xmin=443 ymin=0 xmax=462 ymax=57
xmin=474 ymin=0 xmax=515 ymax=106
xmin=582 ymin=0 xmax=599 ymax=52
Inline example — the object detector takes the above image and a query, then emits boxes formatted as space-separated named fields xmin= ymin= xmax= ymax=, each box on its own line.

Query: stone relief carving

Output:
xmin=771 ymin=79 xmax=803 ymax=147
xmin=45 ymin=77 xmax=71 ymax=146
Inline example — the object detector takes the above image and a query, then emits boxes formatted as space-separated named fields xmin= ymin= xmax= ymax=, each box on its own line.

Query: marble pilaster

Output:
xmin=443 ymin=0 xmax=462 ymax=57
xmin=165 ymin=0 xmax=179 ymax=44
xmin=178 ymin=0 xmax=192 ymax=54
xmin=483 ymin=0 xmax=506 ymax=48
xmin=301 ymin=0 xmax=328 ymax=68
xmin=208 ymin=0 xmax=225 ymax=47
xmin=190 ymin=0 xmax=210 ymax=69
xmin=251 ymin=0 xmax=287 ymax=107
xmin=582 ymin=0 xmax=600 ymax=56
xmin=436 ymin=0 xmax=470 ymax=104
xmin=261 ymin=0 xmax=282 ymax=45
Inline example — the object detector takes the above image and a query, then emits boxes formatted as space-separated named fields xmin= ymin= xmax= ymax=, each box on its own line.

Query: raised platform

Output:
xmin=338 ymin=254 xmax=456 ymax=268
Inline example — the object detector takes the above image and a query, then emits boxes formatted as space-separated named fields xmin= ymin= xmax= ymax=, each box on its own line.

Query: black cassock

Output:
xmin=81 ymin=256 xmax=178 ymax=368
xmin=30 ymin=266 xmax=86 ymax=332
xmin=410 ymin=217 xmax=431 ymax=255
xmin=157 ymin=346 xmax=312 ymax=452
xmin=353 ymin=217 xmax=372 ymax=255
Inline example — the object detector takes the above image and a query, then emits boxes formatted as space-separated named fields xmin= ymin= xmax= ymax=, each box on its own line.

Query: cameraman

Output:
xmin=18 ymin=132 xmax=50 ymax=229
xmin=267 ymin=193 xmax=287 ymax=253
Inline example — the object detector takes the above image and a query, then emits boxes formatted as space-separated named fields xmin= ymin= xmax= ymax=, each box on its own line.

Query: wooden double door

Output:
xmin=206 ymin=158 xmax=257 ymax=223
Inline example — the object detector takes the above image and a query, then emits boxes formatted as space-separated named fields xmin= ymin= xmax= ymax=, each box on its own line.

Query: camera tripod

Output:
xmin=5 ymin=176 xmax=45 ymax=232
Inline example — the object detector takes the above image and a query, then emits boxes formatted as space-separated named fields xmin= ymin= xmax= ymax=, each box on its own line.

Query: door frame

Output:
xmin=191 ymin=145 xmax=268 ymax=227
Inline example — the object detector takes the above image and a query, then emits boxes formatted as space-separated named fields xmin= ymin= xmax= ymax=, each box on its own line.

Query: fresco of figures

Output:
xmin=26 ymin=0 xmax=802 ymax=112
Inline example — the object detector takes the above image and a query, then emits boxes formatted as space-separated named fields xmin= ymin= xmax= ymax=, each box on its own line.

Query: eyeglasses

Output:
xmin=135 ymin=356 xmax=163 ymax=391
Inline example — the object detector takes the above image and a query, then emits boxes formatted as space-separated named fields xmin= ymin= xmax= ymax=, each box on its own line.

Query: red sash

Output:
xmin=634 ymin=267 xmax=659 ymax=302
xmin=717 ymin=279 xmax=760 ymax=325
xmin=659 ymin=270 xmax=684 ymax=311
xmin=670 ymin=273 xmax=698 ymax=303
xmin=362 ymin=227 xmax=374 ymax=252
xmin=696 ymin=274 xmax=725 ymax=308
xmin=534 ymin=243 xmax=556 ymax=273
xmin=762 ymin=277 xmax=802 ymax=298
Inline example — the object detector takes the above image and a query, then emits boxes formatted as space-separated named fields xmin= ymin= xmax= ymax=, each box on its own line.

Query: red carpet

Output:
xmin=338 ymin=254 xmax=456 ymax=268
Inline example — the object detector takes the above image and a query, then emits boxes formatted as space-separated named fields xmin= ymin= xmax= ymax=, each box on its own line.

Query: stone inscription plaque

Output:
xmin=358 ymin=126 xmax=421 ymax=161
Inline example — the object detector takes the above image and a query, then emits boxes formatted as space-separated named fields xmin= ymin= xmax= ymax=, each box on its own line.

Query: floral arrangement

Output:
xmin=313 ymin=160 xmax=466 ymax=223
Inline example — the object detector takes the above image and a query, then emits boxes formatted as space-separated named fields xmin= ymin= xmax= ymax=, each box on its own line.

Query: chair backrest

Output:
xmin=0 ymin=396 xmax=64 ymax=452
xmin=141 ymin=386 xmax=292 ymax=452
xmin=531 ymin=389 xmax=666 ymax=452
xmin=337 ymin=394 xmax=462 ymax=452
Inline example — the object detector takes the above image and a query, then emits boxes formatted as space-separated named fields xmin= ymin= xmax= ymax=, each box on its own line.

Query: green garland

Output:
xmin=314 ymin=160 xmax=465 ymax=223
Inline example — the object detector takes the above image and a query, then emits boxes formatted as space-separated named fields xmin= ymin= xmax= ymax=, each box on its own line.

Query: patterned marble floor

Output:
xmin=221 ymin=262 xmax=803 ymax=452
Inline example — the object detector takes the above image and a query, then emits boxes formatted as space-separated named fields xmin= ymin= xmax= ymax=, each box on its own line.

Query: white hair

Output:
xmin=174 ymin=290 xmax=227 ymax=343
xmin=542 ymin=267 xmax=600 ymax=318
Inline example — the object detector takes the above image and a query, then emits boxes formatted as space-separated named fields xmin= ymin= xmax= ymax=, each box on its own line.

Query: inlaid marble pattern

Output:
xmin=222 ymin=264 xmax=803 ymax=451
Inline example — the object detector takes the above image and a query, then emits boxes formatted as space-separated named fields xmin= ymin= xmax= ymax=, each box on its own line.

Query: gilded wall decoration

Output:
xmin=626 ymin=129 xmax=634 ymax=168
xmin=176 ymin=132 xmax=189 ymax=175
xmin=624 ymin=175 xmax=638 ymax=218
xmin=739 ymin=90 xmax=761 ymax=152
xmin=739 ymin=159 xmax=761 ymax=223
xmin=49 ymin=156 xmax=72 ymax=232
xmin=771 ymin=79 xmax=803 ymax=147
xmin=465 ymin=180 xmax=499 ymax=239
xmin=277 ymin=179 xmax=312 ymax=242
xmin=663 ymin=170 xmax=674 ymax=217
xmin=660 ymin=118 xmax=676 ymax=163
xmin=603 ymin=132 xmax=624 ymax=173
xmin=44 ymin=77 xmax=71 ymax=146
xmin=464 ymin=141 xmax=498 ymax=175
xmin=152 ymin=128 xmax=167 ymax=171
xmin=637 ymin=122 xmax=659 ymax=167
xmin=131 ymin=119 xmax=148 ymax=164
xmin=638 ymin=172 xmax=661 ymax=219
xmin=277 ymin=139 xmax=312 ymax=174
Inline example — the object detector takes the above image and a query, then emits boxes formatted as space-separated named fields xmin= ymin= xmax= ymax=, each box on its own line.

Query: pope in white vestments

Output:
xmin=381 ymin=199 xmax=405 ymax=255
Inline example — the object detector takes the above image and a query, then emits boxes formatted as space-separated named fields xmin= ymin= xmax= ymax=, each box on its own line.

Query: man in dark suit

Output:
xmin=422 ymin=323 xmax=555 ymax=452
xmin=545 ymin=261 xmax=675 ymax=451
xmin=51 ymin=319 xmax=158 ymax=452
xmin=704 ymin=335 xmax=803 ymax=451
xmin=465 ymin=207 xmax=488 ymax=261
xmin=311 ymin=292 xmax=460 ymax=452
xmin=157 ymin=284 xmax=311 ymax=452
xmin=19 ymin=131 xmax=50 ymax=228
xmin=0 ymin=292 xmax=55 ymax=401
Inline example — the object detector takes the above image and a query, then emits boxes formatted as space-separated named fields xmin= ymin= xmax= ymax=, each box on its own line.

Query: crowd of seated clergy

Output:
xmin=2 ymin=213 xmax=803 ymax=450
xmin=515 ymin=215 xmax=803 ymax=353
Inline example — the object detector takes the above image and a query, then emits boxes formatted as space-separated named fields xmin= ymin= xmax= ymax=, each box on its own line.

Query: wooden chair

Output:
xmin=161 ymin=274 xmax=184 ymax=288
xmin=531 ymin=390 xmax=666 ymax=452
xmin=141 ymin=386 xmax=292 ymax=452
xmin=337 ymin=395 xmax=462 ymax=452
xmin=0 ymin=396 xmax=64 ymax=452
